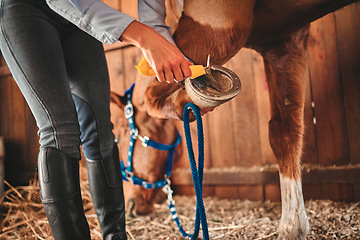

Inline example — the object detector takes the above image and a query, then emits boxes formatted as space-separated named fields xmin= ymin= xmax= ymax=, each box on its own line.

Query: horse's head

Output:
xmin=110 ymin=85 xmax=182 ymax=215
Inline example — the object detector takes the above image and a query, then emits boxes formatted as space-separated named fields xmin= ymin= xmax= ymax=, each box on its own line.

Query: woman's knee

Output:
xmin=72 ymin=94 xmax=114 ymax=160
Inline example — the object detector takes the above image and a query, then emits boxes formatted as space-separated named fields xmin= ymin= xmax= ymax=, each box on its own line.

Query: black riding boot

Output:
xmin=37 ymin=147 xmax=91 ymax=240
xmin=86 ymin=144 xmax=127 ymax=240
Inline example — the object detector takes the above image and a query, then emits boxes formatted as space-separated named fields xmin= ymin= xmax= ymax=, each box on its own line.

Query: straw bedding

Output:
xmin=1 ymin=164 xmax=359 ymax=239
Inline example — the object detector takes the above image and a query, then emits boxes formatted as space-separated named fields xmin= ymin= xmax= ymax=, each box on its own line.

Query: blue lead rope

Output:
xmin=181 ymin=102 xmax=209 ymax=240
xmin=121 ymin=82 xmax=209 ymax=239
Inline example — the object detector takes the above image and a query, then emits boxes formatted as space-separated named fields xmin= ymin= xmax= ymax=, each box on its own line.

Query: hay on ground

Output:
xmin=1 ymin=165 xmax=359 ymax=239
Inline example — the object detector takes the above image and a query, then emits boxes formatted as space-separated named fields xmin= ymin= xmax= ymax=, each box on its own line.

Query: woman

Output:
xmin=0 ymin=0 xmax=191 ymax=239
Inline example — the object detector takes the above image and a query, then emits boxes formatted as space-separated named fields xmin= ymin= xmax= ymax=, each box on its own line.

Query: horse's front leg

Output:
xmin=259 ymin=26 xmax=311 ymax=240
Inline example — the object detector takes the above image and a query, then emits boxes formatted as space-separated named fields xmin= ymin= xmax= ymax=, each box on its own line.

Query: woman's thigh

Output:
xmin=0 ymin=0 xmax=81 ymax=159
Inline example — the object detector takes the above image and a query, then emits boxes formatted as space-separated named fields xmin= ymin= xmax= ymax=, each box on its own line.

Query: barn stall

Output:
xmin=0 ymin=0 xmax=360 ymax=239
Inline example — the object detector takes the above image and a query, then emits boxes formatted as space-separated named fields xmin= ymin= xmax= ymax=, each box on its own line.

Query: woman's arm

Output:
xmin=45 ymin=0 xmax=135 ymax=44
xmin=138 ymin=0 xmax=175 ymax=45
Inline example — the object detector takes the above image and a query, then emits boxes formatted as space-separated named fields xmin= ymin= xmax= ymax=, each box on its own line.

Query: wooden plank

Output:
xmin=264 ymin=184 xmax=281 ymax=201
xmin=320 ymin=183 xmax=353 ymax=202
xmin=122 ymin=47 xmax=142 ymax=89
xmin=251 ymin=50 xmax=276 ymax=165
xmin=223 ymin=49 xmax=262 ymax=167
xmin=238 ymin=185 xmax=264 ymax=201
xmin=171 ymin=166 xmax=280 ymax=185
xmin=173 ymin=185 xmax=218 ymax=198
xmin=11 ymin=80 xmax=27 ymax=162
xmin=0 ymin=76 xmax=11 ymax=138
xmin=203 ymin=185 xmax=215 ymax=197
xmin=202 ymin=102 xmax=236 ymax=168
xmin=302 ymin=165 xmax=360 ymax=184
xmin=320 ymin=183 xmax=340 ymax=201
xmin=201 ymin=118 xmax=213 ymax=168
xmin=307 ymin=14 xmax=349 ymax=166
xmin=0 ymin=72 xmax=38 ymax=185
xmin=0 ymin=137 xmax=4 ymax=158
xmin=175 ymin=185 xmax=264 ymax=201
xmin=214 ymin=185 xmax=263 ymax=201
xmin=173 ymin=121 xmax=192 ymax=169
xmin=202 ymin=115 xmax=213 ymax=169
xmin=2 ymin=76 xmax=14 ymax=184
xmin=214 ymin=186 xmax=241 ymax=199
xmin=334 ymin=3 xmax=360 ymax=165
xmin=171 ymin=165 xmax=360 ymax=186
xmin=5 ymin=79 xmax=32 ymax=185
xmin=106 ymin=49 xmax=126 ymax=95
xmin=303 ymin=183 xmax=321 ymax=200
xmin=0 ymin=136 xmax=4 ymax=197
xmin=106 ymin=47 xmax=142 ymax=96
xmin=172 ymin=186 xmax=195 ymax=196
xmin=353 ymin=184 xmax=360 ymax=201
xmin=302 ymin=39 xmax=318 ymax=165
xmin=302 ymin=85 xmax=318 ymax=165
xmin=337 ymin=183 xmax=354 ymax=202
xmin=0 ymin=60 xmax=38 ymax=186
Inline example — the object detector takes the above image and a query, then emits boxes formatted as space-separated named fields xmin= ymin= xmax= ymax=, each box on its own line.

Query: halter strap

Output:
xmin=120 ymin=83 xmax=181 ymax=189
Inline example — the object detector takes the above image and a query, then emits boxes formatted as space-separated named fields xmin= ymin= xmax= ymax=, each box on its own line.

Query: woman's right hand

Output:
xmin=120 ymin=21 xmax=192 ymax=83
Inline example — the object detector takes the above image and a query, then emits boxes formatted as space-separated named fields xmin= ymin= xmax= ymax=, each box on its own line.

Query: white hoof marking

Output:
xmin=278 ymin=174 xmax=310 ymax=240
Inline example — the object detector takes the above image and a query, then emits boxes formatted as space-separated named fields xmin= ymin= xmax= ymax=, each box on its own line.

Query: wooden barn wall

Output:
xmin=0 ymin=1 xmax=359 ymax=202
xmin=0 ymin=57 xmax=39 ymax=186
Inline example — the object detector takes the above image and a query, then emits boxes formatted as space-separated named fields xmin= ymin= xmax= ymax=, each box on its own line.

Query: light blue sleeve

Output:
xmin=138 ymin=0 xmax=191 ymax=61
xmin=138 ymin=0 xmax=176 ymax=45
xmin=46 ymin=0 xmax=135 ymax=44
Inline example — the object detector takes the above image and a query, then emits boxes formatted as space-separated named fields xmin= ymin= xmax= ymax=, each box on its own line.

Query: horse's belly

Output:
xmin=184 ymin=0 xmax=255 ymax=29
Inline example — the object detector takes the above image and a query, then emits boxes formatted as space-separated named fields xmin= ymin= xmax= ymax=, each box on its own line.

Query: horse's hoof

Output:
xmin=184 ymin=65 xmax=241 ymax=108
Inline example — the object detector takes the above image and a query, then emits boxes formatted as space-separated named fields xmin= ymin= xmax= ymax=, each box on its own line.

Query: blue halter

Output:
xmin=120 ymin=83 xmax=181 ymax=189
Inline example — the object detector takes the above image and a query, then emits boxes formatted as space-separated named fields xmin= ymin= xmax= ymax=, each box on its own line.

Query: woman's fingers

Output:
xmin=163 ymin=67 xmax=175 ymax=83
xmin=181 ymin=61 xmax=192 ymax=79
xmin=172 ymin=64 xmax=185 ymax=83
xmin=152 ymin=59 xmax=191 ymax=83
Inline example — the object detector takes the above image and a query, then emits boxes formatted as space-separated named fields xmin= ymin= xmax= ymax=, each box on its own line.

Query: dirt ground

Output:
xmin=1 ymin=175 xmax=359 ymax=239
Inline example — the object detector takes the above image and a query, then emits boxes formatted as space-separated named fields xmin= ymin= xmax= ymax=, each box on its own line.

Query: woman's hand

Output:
xmin=120 ymin=21 xmax=192 ymax=83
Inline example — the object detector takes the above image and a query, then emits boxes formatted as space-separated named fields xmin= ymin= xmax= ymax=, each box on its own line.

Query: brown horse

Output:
xmin=111 ymin=0 xmax=359 ymax=239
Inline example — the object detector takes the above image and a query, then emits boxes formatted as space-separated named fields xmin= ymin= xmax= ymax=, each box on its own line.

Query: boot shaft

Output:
xmin=87 ymin=144 xmax=127 ymax=240
xmin=38 ymin=147 xmax=91 ymax=240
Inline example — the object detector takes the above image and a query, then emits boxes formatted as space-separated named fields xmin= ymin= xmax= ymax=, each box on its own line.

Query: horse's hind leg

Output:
xmin=258 ymin=26 xmax=311 ymax=240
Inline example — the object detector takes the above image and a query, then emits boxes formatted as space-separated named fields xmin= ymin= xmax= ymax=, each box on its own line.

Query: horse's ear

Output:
xmin=110 ymin=92 xmax=127 ymax=109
